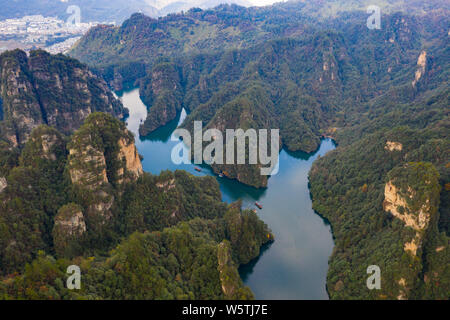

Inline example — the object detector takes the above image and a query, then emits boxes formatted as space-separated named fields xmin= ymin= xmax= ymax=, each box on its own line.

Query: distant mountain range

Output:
xmin=0 ymin=0 xmax=255 ymax=23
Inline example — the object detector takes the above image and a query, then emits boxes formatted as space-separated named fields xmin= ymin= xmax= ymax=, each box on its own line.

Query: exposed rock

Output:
xmin=383 ymin=163 xmax=442 ymax=299
xmin=384 ymin=181 xmax=430 ymax=231
xmin=67 ymin=113 xmax=142 ymax=223
xmin=397 ymin=278 xmax=407 ymax=300
xmin=412 ymin=50 xmax=427 ymax=87
xmin=0 ymin=50 xmax=44 ymax=145
xmin=404 ymin=236 xmax=419 ymax=256
xmin=117 ymin=136 xmax=143 ymax=183
xmin=0 ymin=49 xmax=127 ymax=145
xmin=334 ymin=280 xmax=344 ymax=292
xmin=0 ymin=176 xmax=7 ymax=193
xmin=156 ymin=178 xmax=176 ymax=190
xmin=54 ymin=204 xmax=87 ymax=236
xmin=385 ymin=141 xmax=403 ymax=152
xmin=69 ymin=144 xmax=108 ymax=189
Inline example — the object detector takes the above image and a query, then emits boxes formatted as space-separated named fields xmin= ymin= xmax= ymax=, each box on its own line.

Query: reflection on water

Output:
xmin=118 ymin=88 xmax=335 ymax=300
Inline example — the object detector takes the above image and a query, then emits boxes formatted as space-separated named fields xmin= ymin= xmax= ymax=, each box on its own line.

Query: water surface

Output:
xmin=119 ymin=88 xmax=335 ymax=300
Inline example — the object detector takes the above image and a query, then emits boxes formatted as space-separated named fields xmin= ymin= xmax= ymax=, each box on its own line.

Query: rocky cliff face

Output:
xmin=384 ymin=162 xmax=441 ymax=299
xmin=52 ymin=203 xmax=87 ymax=257
xmin=0 ymin=49 xmax=127 ymax=146
xmin=117 ymin=136 xmax=144 ymax=184
xmin=0 ymin=176 xmax=6 ymax=193
xmin=68 ymin=113 xmax=142 ymax=222
xmin=412 ymin=50 xmax=427 ymax=87
xmin=54 ymin=204 xmax=87 ymax=236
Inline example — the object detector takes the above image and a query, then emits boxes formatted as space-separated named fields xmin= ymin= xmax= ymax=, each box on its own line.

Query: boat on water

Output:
xmin=194 ymin=167 xmax=202 ymax=172
xmin=218 ymin=173 xmax=224 ymax=177
xmin=255 ymin=202 xmax=263 ymax=209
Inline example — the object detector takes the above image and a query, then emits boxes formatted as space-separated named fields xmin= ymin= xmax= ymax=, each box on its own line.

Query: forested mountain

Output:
xmin=0 ymin=0 xmax=447 ymax=300
xmin=0 ymin=113 xmax=272 ymax=299
xmin=70 ymin=1 xmax=448 ymax=187
xmin=67 ymin=0 xmax=449 ymax=299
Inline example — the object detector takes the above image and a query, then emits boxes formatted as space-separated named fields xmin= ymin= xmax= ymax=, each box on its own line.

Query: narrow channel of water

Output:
xmin=118 ymin=88 xmax=335 ymax=300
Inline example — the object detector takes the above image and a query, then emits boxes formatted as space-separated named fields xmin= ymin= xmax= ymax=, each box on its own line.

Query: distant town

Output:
xmin=0 ymin=15 xmax=114 ymax=54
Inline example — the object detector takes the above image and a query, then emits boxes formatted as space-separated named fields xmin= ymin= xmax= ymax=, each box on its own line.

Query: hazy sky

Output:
xmin=250 ymin=0 xmax=283 ymax=5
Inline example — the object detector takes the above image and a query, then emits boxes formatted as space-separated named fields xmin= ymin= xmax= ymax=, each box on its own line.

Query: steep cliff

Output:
xmin=384 ymin=162 xmax=441 ymax=299
xmin=67 ymin=113 xmax=143 ymax=223
xmin=0 ymin=49 xmax=128 ymax=146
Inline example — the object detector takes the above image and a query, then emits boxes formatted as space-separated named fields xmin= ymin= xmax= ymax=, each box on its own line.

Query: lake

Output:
xmin=118 ymin=88 xmax=335 ymax=300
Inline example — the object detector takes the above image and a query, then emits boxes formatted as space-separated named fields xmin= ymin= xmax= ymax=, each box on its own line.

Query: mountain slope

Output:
xmin=0 ymin=49 xmax=127 ymax=146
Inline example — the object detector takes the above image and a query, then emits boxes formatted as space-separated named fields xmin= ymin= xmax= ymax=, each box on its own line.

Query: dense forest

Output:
xmin=0 ymin=0 xmax=448 ymax=300
xmin=0 ymin=113 xmax=273 ymax=299
xmin=68 ymin=1 xmax=449 ymax=299
xmin=71 ymin=1 xmax=448 ymax=188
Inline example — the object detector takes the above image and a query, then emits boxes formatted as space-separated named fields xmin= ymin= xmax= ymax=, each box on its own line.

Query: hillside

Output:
xmin=0 ymin=113 xmax=273 ymax=299
xmin=67 ymin=1 xmax=449 ymax=299
xmin=72 ymin=2 xmax=447 ymax=187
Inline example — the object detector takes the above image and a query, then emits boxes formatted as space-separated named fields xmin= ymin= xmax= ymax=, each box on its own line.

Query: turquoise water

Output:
xmin=118 ymin=88 xmax=335 ymax=300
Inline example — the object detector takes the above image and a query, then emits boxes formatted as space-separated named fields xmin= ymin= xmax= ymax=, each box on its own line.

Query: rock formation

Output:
xmin=0 ymin=176 xmax=6 ymax=193
xmin=0 ymin=49 xmax=127 ymax=146
xmin=52 ymin=203 xmax=86 ymax=257
xmin=384 ymin=162 xmax=441 ymax=299
xmin=67 ymin=113 xmax=143 ymax=222
xmin=412 ymin=50 xmax=427 ymax=87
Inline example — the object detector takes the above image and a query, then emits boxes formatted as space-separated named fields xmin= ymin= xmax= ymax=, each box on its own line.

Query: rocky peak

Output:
xmin=383 ymin=162 xmax=441 ymax=299
xmin=0 ymin=49 xmax=128 ymax=146
xmin=385 ymin=141 xmax=403 ymax=152
xmin=117 ymin=136 xmax=143 ymax=184
xmin=67 ymin=113 xmax=142 ymax=221
xmin=384 ymin=181 xmax=431 ymax=232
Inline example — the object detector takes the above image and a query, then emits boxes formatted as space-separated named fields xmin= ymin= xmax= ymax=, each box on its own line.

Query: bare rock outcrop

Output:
xmin=67 ymin=113 xmax=143 ymax=223
xmin=117 ymin=136 xmax=143 ymax=183
xmin=385 ymin=141 xmax=403 ymax=152
xmin=0 ymin=49 xmax=127 ymax=146
xmin=384 ymin=182 xmax=430 ymax=233
xmin=0 ymin=177 xmax=7 ymax=193
xmin=384 ymin=162 xmax=441 ymax=299
xmin=412 ymin=50 xmax=427 ymax=87
xmin=54 ymin=204 xmax=87 ymax=236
